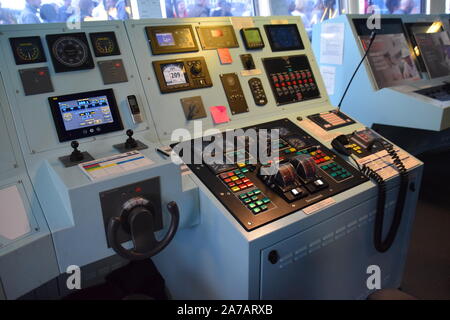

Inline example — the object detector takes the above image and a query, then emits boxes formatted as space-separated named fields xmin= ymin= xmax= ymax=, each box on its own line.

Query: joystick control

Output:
xmin=59 ymin=140 xmax=94 ymax=167
xmin=70 ymin=140 xmax=84 ymax=162
xmin=125 ymin=129 xmax=138 ymax=149
xmin=113 ymin=129 xmax=148 ymax=153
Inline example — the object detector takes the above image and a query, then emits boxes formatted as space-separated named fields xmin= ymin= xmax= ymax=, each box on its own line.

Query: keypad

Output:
xmin=321 ymin=162 xmax=353 ymax=181
xmin=219 ymin=169 xmax=255 ymax=192
xmin=238 ymin=189 xmax=271 ymax=215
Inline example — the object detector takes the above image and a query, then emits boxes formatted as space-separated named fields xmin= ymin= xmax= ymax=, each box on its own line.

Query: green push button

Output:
xmin=243 ymin=198 xmax=252 ymax=204
xmin=248 ymin=203 xmax=256 ymax=209
xmin=251 ymin=195 xmax=258 ymax=201
xmin=239 ymin=194 xmax=247 ymax=200
xmin=260 ymin=205 xmax=268 ymax=211
xmin=252 ymin=207 xmax=261 ymax=214
xmin=256 ymin=200 xmax=263 ymax=206
xmin=238 ymin=174 xmax=245 ymax=179
xmin=262 ymin=197 xmax=270 ymax=204
xmin=254 ymin=189 xmax=261 ymax=195
xmin=321 ymin=165 xmax=328 ymax=170
xmin=331 ymin=172 xmax=337 ymax=177
xmin=241 ymin=168 xmax=249 ymax=173
xmin=247 ymin=191 xmax=254 ymax=197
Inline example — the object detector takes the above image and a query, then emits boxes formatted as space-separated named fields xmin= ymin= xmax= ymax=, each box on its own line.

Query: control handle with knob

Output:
xmin=107 ymin=200 xmax=180 ymax=260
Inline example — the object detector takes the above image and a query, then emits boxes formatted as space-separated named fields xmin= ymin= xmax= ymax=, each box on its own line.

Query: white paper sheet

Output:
xmin=320 ymin=23 xmax=345 ymax=65
xmin=0 ymin=185 xmax=31 ymax=240
xmin=320 ymin=65 xmax=336 ymax=96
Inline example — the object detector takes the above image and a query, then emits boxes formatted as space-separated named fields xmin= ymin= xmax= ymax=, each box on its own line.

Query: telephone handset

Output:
xmin=331 ymin=129 xmax=410 ymax=253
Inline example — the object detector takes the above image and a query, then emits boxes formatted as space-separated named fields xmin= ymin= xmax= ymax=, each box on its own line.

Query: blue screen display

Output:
xmin=58 ymin=95 xmax=114 ymax=131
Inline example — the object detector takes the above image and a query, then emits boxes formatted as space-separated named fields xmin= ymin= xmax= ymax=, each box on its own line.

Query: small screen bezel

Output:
xmin=48 ymin=88 xmax=124 ymax=142
xmin=264 ymin=24 xmax=304 ymax=52
xmin=146 ymin=25 xmax=199 ymax=55
xmin=160 ymin=62 xmax=189 ymax=86
xmin=240 ymin=28 xmax=265 ymax=50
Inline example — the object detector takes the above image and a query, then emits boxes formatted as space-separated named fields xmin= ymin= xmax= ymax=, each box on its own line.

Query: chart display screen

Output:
xmin=49 ymin=89 xmax=123 ymax=142
xmin=264 ymin=24 xmax=304 ymax=51
xmin=241 ymin=28 xmax=265 ymax=49
xmin=161 ymin=63 xmax=188 ymax=86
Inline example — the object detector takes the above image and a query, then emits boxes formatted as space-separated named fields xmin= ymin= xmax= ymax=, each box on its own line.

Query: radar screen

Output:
xmin=48 ymin=89 xmax=123 ymax=142
xmin=240 ymin=28 xmax=265 ymax=50
xmin=146 ymin=25 xmax=199 ymax=55
xmin=46 ymin=32 xmax=95 ymax=73
xmin=264 ymin=24 xmax=304 ymax=52
xmin=9 ymin=36 xmax=47 ymax=65
xmin=89 ymin=32 xmax=121 ymax=57
xmin=196 ymin=25 xmax=239 ymax=50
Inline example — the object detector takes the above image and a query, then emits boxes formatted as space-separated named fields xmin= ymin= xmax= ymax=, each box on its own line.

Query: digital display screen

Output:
xmin=156 ymin=32 xmax=176 ymax=46
xmin=161 ymin=62 xmax=188 ymax=86
xmin=58 ymin=95 xmax=114 ymax=131
xmin=265 ymin=24 xmax=304 ymax=51
xmin=243 ymin=29 xmax=262 ymax=44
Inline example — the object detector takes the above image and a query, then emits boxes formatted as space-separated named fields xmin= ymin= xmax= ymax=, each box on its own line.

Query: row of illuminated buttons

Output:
xmin=348 ymin=143 xmax=363 ymax=154
xmin=272 ymin=71 xmax=312 ymax=83
xmin=321 ymin=162 xmax=352 ymax=180
xmin=238 ymin=190 xmax=271 ymax=214
xmin=274 ymin=79 xmax=314 ymax=88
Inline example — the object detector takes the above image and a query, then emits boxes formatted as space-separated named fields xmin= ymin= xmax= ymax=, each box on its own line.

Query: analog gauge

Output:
xmin=46 ymin=33 xmax=94 ymax=73
xmin=284 ymin=135 xmax=307 ymax=149
xmin=9 ymin=36 xmax=47 ymax=65
xmin=90 ymin=32 xmax=121 ymax=57
xmin=53 ymin=36 xmax=88 ymax=67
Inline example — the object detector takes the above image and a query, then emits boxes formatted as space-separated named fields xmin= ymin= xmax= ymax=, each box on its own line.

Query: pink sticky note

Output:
xmin=210 ymin=106 xmax=230 ymax=124
xmin=217 ymin=48 xmax=232 ymax=64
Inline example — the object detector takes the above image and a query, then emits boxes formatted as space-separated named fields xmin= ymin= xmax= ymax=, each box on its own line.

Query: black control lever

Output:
xmin=70 ymin=140 xmax=84 ymax=162
xmin=107 ymin=201 xmax=180 ymax=260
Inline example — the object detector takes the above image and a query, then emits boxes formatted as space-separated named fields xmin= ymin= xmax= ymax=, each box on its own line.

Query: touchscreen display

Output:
xmin=58 ymin=95 xmax=114 ymax=131
xmin=156 ymin=32 xmax=176 ymax=46
xmin=161 ymin=62 xmax=187 ymax=86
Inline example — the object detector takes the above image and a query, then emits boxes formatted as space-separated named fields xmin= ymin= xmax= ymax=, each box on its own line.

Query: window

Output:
xmin=164 ymin=0 xmax=255 ymax=18
xmin=271 ymin=1 xmax=340 ymax=37
xmin=363 ymin=0 xmax=422 ymax=14
xmin=0 ymin=0 xmax=133 ymax=25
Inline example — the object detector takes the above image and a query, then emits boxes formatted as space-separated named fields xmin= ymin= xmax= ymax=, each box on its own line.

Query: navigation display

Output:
xmin=146 ymin=25 xmax=198 ymax=54
xmin=49 ymin=89 xmax=123 ymax=142
xmin=161 ymin=62 xmax=188 ymax=86
xmin=264 ymin=24 xmax=304 ymax=51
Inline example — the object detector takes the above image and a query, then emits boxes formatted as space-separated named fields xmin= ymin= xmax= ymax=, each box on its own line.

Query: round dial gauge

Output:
xmin=94 ymin=37 xmax=115 ymax=55
xmin=16 ymin=43 xmax=41 ymax=62
xmin=52 ymin=36 xmax=89 ymax=68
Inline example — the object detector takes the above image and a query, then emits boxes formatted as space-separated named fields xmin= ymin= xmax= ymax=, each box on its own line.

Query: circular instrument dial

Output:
xmin=94 ymin=37 xmax=115 ymax=55
xmin=52 ymin=36 xmax=89 ymax=68
xmin=16 ymin=43 xmax=41 ymax=62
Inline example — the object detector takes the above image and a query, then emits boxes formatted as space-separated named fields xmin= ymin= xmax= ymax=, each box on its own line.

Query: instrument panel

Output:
xmin=146 ymin=25 xmax=199 ymax=55
xmin=174 ymin=119 xmax=367 ymax=231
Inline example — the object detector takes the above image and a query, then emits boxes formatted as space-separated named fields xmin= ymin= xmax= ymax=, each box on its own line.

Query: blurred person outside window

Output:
xmin=68 ymin=0 xmax=94 ymax=22
xmin=58 ymin=0 xmax=73 ymax=21
xmin=174 ymin=0 xmax=188 ymax=17
xmin=18 ymin=0 xmax=42 ymax=24
xmin=40 ymin=3 xmax=59 ymax=22
xmin=211 ymin=0 xmax=232 ymax=16
xmin=188 ymin=0 xmax=210 ymax=17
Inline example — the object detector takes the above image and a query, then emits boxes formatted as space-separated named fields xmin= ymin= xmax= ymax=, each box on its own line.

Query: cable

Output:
xmin=337 ymin=31 xmax=377 ymax=111
xmin=362 ymin=140 xmax=410 ymax=253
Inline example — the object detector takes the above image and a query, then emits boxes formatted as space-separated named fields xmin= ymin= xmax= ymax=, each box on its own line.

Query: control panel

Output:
xmin=263 ymin=55 xmax=320 ymax=105
xmin=415 ymin=84 xmax=450 ymax=101
xmin=220 ymin=73 xmax=249 ymax=114
xmin=153 ymin=57 xmax=212 ymax=93
xmin=175 ymin=118 xmax=367 ymax=231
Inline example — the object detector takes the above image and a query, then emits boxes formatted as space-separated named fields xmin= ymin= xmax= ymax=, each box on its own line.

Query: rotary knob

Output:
xmin=190 ymin=62 xmax=202 ymax=75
